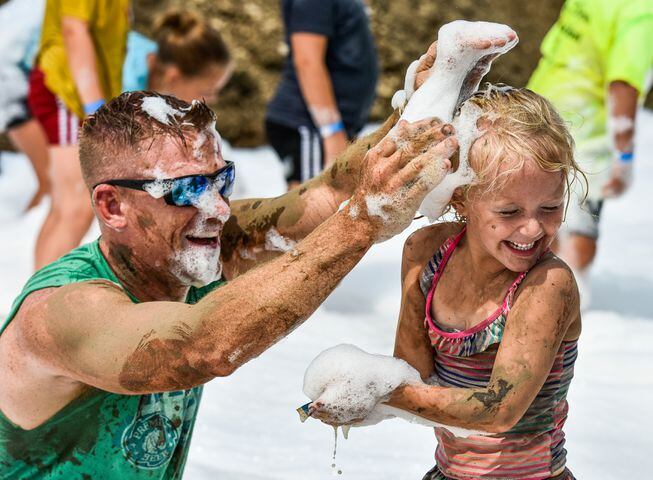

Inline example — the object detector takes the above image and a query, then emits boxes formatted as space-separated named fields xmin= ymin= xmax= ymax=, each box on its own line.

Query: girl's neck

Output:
xmin=454 ymin=232 xmax=515 ymax=291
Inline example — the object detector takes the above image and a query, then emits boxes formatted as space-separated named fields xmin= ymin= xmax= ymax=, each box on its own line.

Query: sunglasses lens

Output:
xmin=167 ymin=163 xmax=235 ymax=207
xmin=171 ymin=176 xmax=209 ymax=206
xmin=218 ymin=164 xmax=235 ymax=198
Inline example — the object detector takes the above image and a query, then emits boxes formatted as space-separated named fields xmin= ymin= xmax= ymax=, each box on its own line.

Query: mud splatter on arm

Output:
xmin=222 ymin=111 xmax=399 ymax=278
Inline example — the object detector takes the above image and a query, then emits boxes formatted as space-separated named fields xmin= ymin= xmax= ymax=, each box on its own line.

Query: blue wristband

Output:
xmin=618 ymin=151 xmax=634 ymax=163
xmin=319 ymin=120 xmax=345 ymax=138
xmin=84 ymin=99 xmax=105 ymax=116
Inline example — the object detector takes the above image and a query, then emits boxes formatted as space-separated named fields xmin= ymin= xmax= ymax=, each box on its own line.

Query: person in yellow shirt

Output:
xmin=528 ymin=0 xmax=653 ymax=308
xmin=28 ymin=0 xmax=130 ymax=269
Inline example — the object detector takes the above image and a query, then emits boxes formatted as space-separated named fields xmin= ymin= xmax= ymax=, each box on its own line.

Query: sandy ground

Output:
xmin=0 ymin=114 xmax=652 ymax=479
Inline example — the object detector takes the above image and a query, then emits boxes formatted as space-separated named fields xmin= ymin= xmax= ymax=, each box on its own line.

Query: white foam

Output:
xmin=386 ymin=21 xmax=518 ymax=223
xmin=303 ymin=344 xmax=421 ymax=425
xmin=418 ymin=102 xmax=482 ymax=220
xmin=141 ymin=96 xmax=183 ymax=125
xmin=303 ymin=344 xmax=485 ymax=437
xmin=400 ymin=21 xmax=518 ymax=123
xmin=171 ymin=242 xmax=222 ymax=288
xmin=193 ymin=131 xmax=207 ymax=160
xmin=265 ymin=227 xmax=297 ymax=253
xmin=364 ymin=194 xmax=393 ymax=223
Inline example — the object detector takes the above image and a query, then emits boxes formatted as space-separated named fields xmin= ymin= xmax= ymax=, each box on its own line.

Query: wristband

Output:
xmin=84 ymin=99 xmax=105 ymax=116
xmin=319 ymin=120 xmax=345 ymax=138
xmin=618 ymin=151 xmax=634 ymax=163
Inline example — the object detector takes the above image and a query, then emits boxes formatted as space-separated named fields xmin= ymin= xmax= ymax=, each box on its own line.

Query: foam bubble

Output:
xmin=303 ymin=344 xmax=487 ymax=437
xmin=303 ymin=344 xmax=421 ymax=425
xmin=141 ymin=96 xmax=182 ymax=125
xmin=171 ymin=243 xmax=222 ymax=287
xmin=386 ymin=21 xmax=517 ymax=222
xmin=265 ymin=227 xmax=297 ymax=253
xmin=418 ymin=101 xmax=482 ymax=220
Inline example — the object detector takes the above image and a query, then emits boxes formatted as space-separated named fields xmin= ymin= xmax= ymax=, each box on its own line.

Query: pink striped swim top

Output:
xmin=419 ymin=227 xmax=577 ymax=480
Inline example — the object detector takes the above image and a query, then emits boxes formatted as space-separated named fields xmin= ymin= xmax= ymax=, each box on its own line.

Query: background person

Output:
xmin=265 ymin=0 xmax=378 ymax=189
xmin=527 ymin=0 xmax=653 ymax=307
xmin=122 ymin=9 xmax=233 ymax=104
xmin=0 ymin=0 xmax=50 ymax=210
xmin=28 ymin=0 xmax=131 ymax=269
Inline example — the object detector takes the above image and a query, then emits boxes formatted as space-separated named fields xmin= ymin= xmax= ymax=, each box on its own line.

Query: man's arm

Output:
xmin=61 ymin=16 xmax=105 ymax=112
xmin=222 ymin=111 xmax=398 ymax=278
xmin=292 ymin=32 xmax=348 ymax=166
xmin=4 ymin=119 xmax=456 ymax=400
xmin=221 ymin=42 xmax=440 ymax=278
xmin=387 ymin=260 xmax=581 ymax=433
xmin=602 ymin=80 xmax=638 ymax=197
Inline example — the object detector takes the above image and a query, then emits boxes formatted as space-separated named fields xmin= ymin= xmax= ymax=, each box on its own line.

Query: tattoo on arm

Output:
xmin=469 ymin=379 xmax=514 ymax=411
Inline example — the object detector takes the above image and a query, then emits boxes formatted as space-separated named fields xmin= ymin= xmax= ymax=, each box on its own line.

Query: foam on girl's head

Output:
xmin=459 ymin=84 xmax=583 ymax=199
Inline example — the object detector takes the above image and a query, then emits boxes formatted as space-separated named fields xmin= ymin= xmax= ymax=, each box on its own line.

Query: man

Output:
xmin=266 ymin=0 xmax=378 ymax=189
xmin=30 ymin=0 xmax=131 ymax=269
xmin=528 ymin=0 xmax=653 ymax=306
xmin=0 ymin=89 xmax=456 ymax=478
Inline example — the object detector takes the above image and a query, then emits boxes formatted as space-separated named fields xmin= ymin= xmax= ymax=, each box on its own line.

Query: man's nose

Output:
xmin=192 ymin=187 xmax=231 ymax=220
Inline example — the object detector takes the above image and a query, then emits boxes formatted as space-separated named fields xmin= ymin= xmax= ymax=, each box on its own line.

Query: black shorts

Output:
xmin=265 ymin=120 xmax=324 ymax=183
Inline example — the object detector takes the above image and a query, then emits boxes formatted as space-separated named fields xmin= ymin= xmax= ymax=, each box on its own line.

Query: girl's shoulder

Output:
xmin=402 ymin=221 xmax=463 ymax=266
xmin=515 ymin=252 xmax=579 ymax=308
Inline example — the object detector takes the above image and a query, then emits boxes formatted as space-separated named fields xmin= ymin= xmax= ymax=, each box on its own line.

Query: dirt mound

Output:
xmin=134 ymin=0 xmax=566 ymax=146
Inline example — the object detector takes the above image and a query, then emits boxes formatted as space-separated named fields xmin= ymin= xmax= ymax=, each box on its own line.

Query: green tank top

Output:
xmin=0 ymin=239 xmax=224 ymax=479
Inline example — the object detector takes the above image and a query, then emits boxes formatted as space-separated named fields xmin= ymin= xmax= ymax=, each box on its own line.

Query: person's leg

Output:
xmin=554 ymin=198 xmax=603 ymax=310
xmin=265 ymin=120 xmax=305 ymax=191
xmin=34 ymin=144 xmax=93 ymax=269
xmin=8 ymin=118 xmax=50 ymax=210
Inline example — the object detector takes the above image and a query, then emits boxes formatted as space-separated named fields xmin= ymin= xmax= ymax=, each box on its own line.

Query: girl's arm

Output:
xmin=387 ymin=258 xmax=581 ymax=434
xmin=393 ymin=226 xmax=449 ymax=379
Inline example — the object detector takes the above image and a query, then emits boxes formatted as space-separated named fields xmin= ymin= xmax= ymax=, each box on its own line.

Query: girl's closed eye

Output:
xmin=541 ymin=204 xmax=562 ymax=212
xmin=496 ymin=208 xmax=519 ymax=217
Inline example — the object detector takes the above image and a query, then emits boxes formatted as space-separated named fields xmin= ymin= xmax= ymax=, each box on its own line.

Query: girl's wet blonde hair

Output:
xmin=457 ymin=84 xmax=585 ymax=207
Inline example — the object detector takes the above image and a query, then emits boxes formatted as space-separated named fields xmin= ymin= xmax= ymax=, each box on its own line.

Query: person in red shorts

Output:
xmin=28 ymin=0 xmax=130 ymax=269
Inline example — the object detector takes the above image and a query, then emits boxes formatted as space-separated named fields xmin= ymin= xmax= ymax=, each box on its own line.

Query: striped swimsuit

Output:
xmin=419 ymin=228 xmax=577 ymax=480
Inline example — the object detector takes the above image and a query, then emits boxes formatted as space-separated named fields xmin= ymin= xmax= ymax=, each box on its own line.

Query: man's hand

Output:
xmin=602 ymin=153 xmax=634 ymax=198
xmin=346 ymin=118 xmax=457 ymax=242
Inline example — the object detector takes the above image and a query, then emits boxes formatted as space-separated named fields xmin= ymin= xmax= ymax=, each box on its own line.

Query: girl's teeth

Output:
xmin=508 ymin=241 xmax=535 ymax=251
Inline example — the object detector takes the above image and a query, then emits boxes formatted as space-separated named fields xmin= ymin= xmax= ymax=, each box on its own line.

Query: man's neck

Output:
xmin=99 ymin=239 xmax=190 ymax=303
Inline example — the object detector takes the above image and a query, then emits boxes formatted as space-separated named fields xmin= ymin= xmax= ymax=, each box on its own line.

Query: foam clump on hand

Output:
xmin=303 ymin=344 xmax=422 ymax=425
xmin=303 ymin=344 xmax=488 ymax=437
xmin=418 ymin=101 xmax=482 ymax=220
xmin=390 ymin=20 xmax=517 ymax=221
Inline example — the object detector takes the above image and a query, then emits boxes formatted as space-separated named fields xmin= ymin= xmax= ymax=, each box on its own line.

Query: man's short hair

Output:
xmin=79 ymin=91 xmax=217 ymax=188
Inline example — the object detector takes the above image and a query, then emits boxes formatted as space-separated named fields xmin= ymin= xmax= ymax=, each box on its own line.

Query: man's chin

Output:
xmin=171 ymin=246 xmax=223 ymax=288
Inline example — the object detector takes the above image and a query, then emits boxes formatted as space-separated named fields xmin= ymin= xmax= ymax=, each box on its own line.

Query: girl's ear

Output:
xmin=450 ymin=187 xmax=469 ymax=218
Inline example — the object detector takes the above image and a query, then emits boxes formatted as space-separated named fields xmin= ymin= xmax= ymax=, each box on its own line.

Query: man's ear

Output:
xmin=93 ymin=185 xmax=127 ymax=231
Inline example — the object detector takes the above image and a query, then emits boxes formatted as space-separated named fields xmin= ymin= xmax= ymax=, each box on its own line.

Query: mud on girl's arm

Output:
xmin=388 ymin=259 xmax=581 ymax=434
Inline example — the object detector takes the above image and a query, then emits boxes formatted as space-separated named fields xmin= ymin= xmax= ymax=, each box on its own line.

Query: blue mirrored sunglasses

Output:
xmin=94 ymin=161 xmax=235 ymax=207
